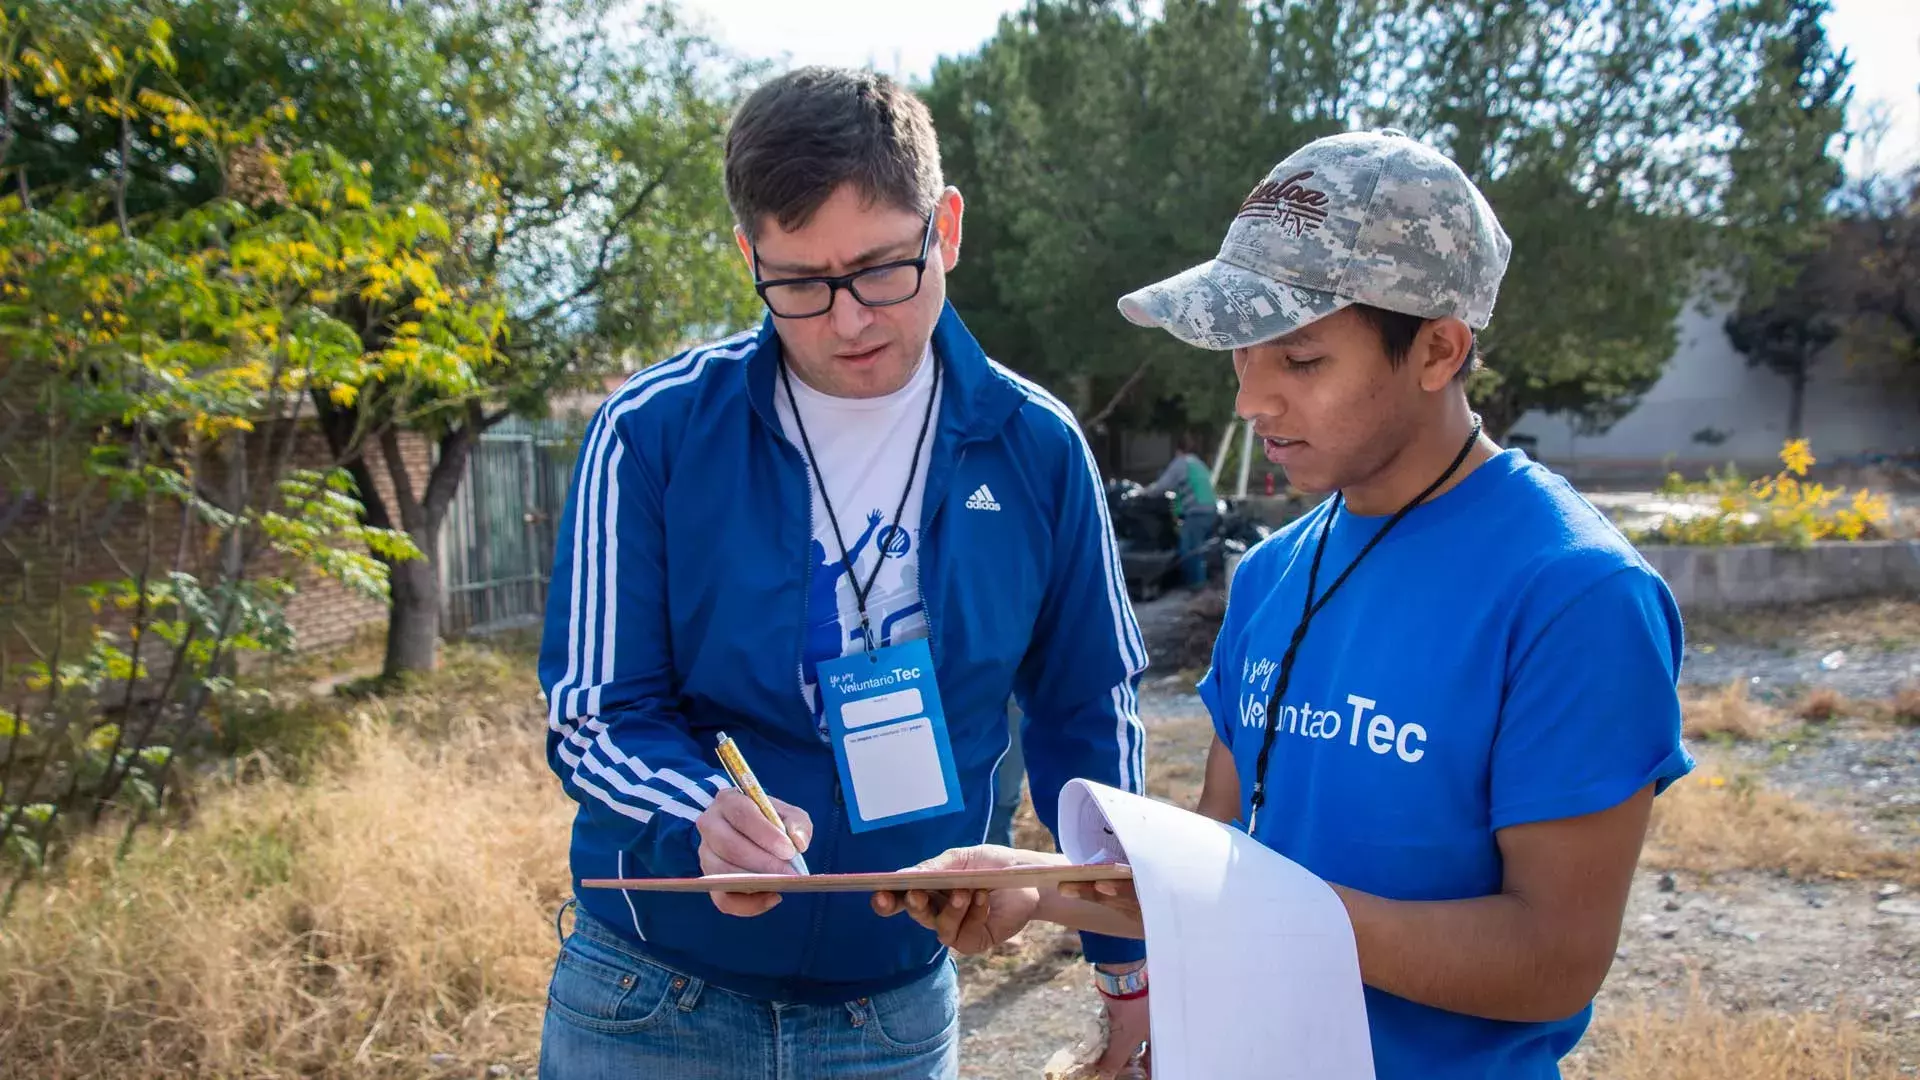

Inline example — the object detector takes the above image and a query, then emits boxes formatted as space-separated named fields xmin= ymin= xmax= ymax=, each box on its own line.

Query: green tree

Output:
xmin=926 ymin=0 xmax=1354 ymax=451
xmin=1827 ymin=149 xmax=1920 ymax=398
xmin=11 ymin=0 xmax=759 ymax=678
xmin=300 ymin=0 xmax=759 ymax=678
xmin=1718 ymin=0 xmax=1853 ymax=437
xmin=1724 ymin=275 xmax=1839 ymax=438
xmin=926 ymin=0 xmax=1812 ymax=445
xmin=1336 ymin=0 xmax=1778 ymax=437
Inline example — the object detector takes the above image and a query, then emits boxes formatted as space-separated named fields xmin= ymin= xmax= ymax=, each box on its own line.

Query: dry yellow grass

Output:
xmin=0 ymin=647 xmax=571 ymax=1079
xmin=1794 ymin=686 xmax=1849 ymax=723
xmin=1882 ymin=682 xmax=1920 ymax=725
xmin=4 ymin=668 xmax=1914 ymax=1079
xmin=1680 ymin=682 xmax=1785 ymax=740
xmin=1568 ymin=986 xmax=1892 ymax=1080
xmin=1644 ymin=754 xmax=1919 ymax=885
xmin=1786 ymin=685 xmax=1917 ymax=726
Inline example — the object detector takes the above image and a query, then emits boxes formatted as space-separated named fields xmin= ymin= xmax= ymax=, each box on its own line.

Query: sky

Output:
xmin=673 ymin=0 xmax=1920 ymax=176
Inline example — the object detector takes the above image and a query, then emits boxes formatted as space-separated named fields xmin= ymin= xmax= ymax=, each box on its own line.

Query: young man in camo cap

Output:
xmin=880 ymin=129 xmax=1692 ymax=1078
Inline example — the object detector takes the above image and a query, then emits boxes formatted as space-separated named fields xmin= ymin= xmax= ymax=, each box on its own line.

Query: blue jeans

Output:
xmin=539 ymin=907 xmax=960 ymax=1080
xmin=1178 ymin=509 xmax=1217 ymax=589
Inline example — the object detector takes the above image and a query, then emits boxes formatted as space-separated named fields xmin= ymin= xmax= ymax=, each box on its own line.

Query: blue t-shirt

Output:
xmin=1198 ymin=449 xmax=1692 ymax=1079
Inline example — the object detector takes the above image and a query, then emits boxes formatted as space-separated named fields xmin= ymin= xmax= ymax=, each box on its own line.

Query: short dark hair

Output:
xmin=724 ymin=67 xmax=944 ymax=241
xmin=1349 ymin=304 xmax=1479 ymax=383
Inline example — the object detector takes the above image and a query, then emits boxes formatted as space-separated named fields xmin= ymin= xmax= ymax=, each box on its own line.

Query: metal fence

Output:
xmin=440 ymin=416 xmax=583 ymax=638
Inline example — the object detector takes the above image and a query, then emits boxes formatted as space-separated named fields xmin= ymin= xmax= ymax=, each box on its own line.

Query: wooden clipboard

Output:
xmin=581 ymin=862 xmax=1132 ymax=894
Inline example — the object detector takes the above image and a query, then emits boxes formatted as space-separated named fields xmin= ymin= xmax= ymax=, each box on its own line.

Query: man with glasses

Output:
xmin=536 ymin=66 xmax=1150 ymax=1079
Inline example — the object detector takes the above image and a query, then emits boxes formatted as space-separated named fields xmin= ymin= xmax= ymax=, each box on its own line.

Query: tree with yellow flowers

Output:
xmin=9 ymin=0 xmax=760 ymax=681
xmin=0 ymin=5 xmax=509 ymax=912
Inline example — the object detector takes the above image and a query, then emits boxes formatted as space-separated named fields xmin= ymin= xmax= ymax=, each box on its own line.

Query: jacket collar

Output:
xmin=745 ymin=300 xmax=1026 ymax=444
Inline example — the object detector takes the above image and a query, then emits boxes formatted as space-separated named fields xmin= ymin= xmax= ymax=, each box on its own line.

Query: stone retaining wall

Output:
xmin=1637 ymin=540 xmax=1920 ymax=612
xmin=1228 ymin=540 xmax=1920 ymax=612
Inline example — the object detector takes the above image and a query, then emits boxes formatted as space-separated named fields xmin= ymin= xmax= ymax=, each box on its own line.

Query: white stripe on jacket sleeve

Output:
xmin=544 ymin=332 xmax=756 ymax=828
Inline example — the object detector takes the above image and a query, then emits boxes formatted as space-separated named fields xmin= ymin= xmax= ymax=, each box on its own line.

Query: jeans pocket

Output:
xmin=858 ymin=962 xmax=959 ymax=1054
xmin=545 ymin=932 xmax=681 ymax=1035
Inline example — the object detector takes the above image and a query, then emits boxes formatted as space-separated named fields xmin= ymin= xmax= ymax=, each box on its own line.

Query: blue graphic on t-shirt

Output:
xmin=878 ymin=599 xmax=924 ymax=648
xmin=803 ymin=510 xmax=882 ymax=730
xmin=877 ymin=524 xmax=912 ymax=559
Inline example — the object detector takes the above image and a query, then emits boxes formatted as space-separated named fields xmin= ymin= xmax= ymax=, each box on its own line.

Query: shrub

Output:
xmin=1633 ymin=439 xmax=1891 ymax=548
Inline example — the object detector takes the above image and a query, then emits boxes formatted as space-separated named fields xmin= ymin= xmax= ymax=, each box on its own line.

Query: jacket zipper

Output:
xmin=777 ymin=367 xmax=978 ymax=985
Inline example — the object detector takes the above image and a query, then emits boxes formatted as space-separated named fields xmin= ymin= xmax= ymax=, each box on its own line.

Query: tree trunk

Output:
xmin=1082 ymin=357 xmax=1157 ymax=432
xmin=384 ymin=543 xmax=442 ymax=676
xmin=310 ymin=391 xmax=495 ymax=682
xmin=377 ymin=418 xmax=482 ymax=680
xmin=1786 ymin=363 xmax=1807 ymax=440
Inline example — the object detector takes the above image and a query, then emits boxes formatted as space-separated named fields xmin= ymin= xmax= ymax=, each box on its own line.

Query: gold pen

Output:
xmin=714 ymin=732 xmax=810 ymax=875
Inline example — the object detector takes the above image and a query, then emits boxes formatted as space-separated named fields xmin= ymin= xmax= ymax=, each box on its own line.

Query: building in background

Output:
xmin=1511 ymin=295 xmax=1917 ymax=489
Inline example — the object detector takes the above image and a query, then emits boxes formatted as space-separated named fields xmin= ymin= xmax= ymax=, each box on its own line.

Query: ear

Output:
xmin=1415 ymin=316 xmax=1474 ymax=392
xmin=733 ymin=223 xmax=756 ymax=276
xmin=935 ymin=187 xmax=964 ymax=272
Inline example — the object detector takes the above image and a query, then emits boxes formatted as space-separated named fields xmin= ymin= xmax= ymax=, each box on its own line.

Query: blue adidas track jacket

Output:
xmin=538 ymin=301 xmax=1149 ymax=1002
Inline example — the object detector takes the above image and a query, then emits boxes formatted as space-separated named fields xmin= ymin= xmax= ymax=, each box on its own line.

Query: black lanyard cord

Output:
xmin=779 ymin=351 xmax=941 ymax=657
xmin=1246 ymin=417 xmax=1484 ymax=834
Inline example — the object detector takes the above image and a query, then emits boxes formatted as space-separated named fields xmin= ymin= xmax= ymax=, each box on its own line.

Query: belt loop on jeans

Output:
xmin=553 ymin=897 xmax=577 ymax=944
xmin=672 ymin=971 xmax=705 ymax=1013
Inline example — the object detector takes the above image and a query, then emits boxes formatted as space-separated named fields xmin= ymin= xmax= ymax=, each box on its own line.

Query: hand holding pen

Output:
xmin=695 ymin=732 xmax=814 ymax=917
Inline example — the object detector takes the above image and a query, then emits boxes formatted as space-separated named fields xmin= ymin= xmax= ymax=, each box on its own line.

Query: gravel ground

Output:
xmin=1681 ymin=641 xmax=1920 ymax=699
xmin=1730 ymin=719 xmax=1920 ymax=853
xmin=955 ymin=924 xmax=1110 ymax=1079
xmin=1592 ymin=868 xmax=1920 ymax=1051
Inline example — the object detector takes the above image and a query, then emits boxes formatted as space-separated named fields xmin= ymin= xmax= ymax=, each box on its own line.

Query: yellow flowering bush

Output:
xmin=1633 ymin=439 xmax=1892 ymax=548
xmin=0 ymin=7 xmax=500 ymax=896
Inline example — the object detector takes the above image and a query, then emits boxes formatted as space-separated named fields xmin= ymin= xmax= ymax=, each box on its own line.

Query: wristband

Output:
xmin=1093 ymin=964 xmax=1148 ymax=999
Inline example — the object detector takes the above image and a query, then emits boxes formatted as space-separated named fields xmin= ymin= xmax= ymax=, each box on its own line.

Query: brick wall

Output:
xmin=0 ymin=422 xmax=432 ymax=668
xmin=276 ymin=426 xmax=434 ymax=656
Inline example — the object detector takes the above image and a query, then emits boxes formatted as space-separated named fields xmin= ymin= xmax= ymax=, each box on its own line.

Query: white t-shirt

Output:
xmin=775 ymin=344 xmax=943 ymax=726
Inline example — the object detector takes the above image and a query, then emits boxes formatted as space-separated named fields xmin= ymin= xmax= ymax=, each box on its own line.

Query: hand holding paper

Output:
xmin=871 ymin=845 xmax=1146 ymax=950
xmin=879 ymin=782 xmax=1377 ymax=1080
xmin=583 ymin=860 xmax=1130 ymax=894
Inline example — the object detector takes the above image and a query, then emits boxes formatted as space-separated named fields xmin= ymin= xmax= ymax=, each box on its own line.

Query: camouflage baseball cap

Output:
xmin=1117 ymin=129 xmax=1511 ymax=350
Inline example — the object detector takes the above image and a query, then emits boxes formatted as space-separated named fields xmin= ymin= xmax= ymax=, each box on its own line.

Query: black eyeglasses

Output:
xmin=751 ymin=213 xmax=935 ymax=319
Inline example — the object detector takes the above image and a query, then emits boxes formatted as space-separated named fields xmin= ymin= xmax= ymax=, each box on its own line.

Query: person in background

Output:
xmin=1142 ymin=433 xmax=1218 ymax=591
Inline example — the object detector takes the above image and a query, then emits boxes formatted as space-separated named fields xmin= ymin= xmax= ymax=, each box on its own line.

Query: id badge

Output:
xmin=817 ymin=639 xmax=964 ymax=833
